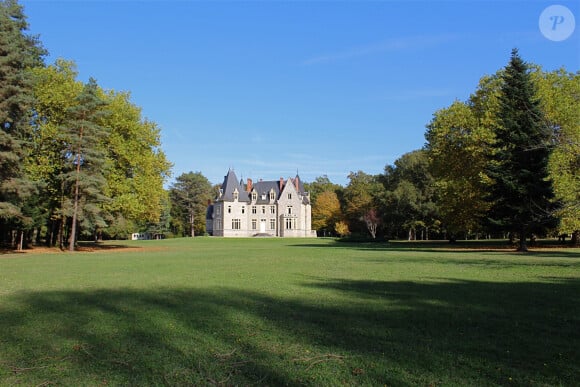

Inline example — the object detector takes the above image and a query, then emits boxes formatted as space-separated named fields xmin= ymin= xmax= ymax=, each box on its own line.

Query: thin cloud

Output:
xmin=302 ymin=34 xmax=459 ymax=65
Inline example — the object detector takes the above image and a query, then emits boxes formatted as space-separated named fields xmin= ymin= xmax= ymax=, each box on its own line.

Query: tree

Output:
xmin=0 ymin=0 xmax=45 ymax=247
xmin=60 ymin=78 xmax=110 ymax=251
xmin=363 ymin=208 xmax=380 ymax=239
xmin=311 ymin=190 xmax=341 ymax=235
xmin=425 ymin=101 xmax=492 ymax=238
xmin=169 ymin=172 xmax=213 ymax=237
xmin=29 ymin=60 xmax=83 ymax=246
xmin=343 ymin=171 xmax=382 ymax=237
xmin=379 ymin=150 xmax=439 ymax=240
xmin=304 ymin=175 xmax=342 ymax=204
xmin=99 ymin=89 xmax=172 ymax=238
xmin=486 ymin=49 xmax=558 ymax=251
xmin=334 ymin=220 xmax=350 ymax=237
xmin=534 ymin=68 xmax=580 ymax=243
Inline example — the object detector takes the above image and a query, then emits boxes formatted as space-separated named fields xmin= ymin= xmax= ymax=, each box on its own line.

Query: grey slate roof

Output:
xmin=252 ymin=180 xmax=280 ymax=203
xmin=218 ymin=170 xmax=310 ymax=204
xmin=219 ymin=169 xmax=249 ymax=202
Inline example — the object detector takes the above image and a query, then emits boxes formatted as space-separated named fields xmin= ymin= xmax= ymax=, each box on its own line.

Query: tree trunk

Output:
xmin=69 ymin=126 xmax=84 ymax=252
xmin=517 ymin=227 xmax=528 ymax=252
xmin=190 ymin=209 xmax=195 ymax=237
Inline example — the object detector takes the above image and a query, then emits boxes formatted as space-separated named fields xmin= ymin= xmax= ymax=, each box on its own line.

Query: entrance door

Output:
xmin=260 ymin=220 xmax=266 ymax=233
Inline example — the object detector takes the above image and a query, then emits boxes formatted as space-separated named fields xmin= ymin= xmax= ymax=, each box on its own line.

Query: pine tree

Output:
xmin=59 ymin=78 xmax=110 ymax=251
xmin=486 ymin=49 xmax=558 ymax=251
xmin=0 ymin=0 xmax=45 ymax=246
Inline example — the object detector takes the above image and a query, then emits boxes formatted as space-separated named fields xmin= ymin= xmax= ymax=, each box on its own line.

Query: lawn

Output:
xmin=1 ymin=238 xmax=579 ymax=386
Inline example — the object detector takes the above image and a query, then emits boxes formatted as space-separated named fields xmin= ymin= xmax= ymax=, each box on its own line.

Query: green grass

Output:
xmin=1 ymin=238 xmax=579 ymax=386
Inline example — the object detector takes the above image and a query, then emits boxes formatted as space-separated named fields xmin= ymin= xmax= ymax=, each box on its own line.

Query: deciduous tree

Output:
xmin=534 ymin=68 xmax=580 ymax=243
xmin=311 ymin=190 xmax=341 ymax=235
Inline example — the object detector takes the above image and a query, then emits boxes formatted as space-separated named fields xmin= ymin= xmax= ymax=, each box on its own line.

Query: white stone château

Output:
xmin=206 ymin=169 xmax=317 ymax=237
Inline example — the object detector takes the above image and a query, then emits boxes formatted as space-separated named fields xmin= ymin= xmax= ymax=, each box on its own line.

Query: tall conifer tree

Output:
xmin=60 ymin=78 xmax=110 ymax=251
xmin=0 ymin=0 xmax=45 ymax=246
xmin=486 ymin=49 xmax=558 ymax=251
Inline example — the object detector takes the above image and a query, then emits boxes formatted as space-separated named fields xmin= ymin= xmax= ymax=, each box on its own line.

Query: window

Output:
xmin=269 ymin=191 xmax=275 ymax=201
xmin=216 ymin=219 xmax=222 ymax=230
xmin=288 ymin=193 xmax=292 ymax=200
xmin=287 ymin=206 xmax=292 ymax=215
xmin=251 ymin=191 xmax=257 ymax=201
xmin=216 ymin=206 xmax=221 ymax=215
xmin=232 ymin=219 xmax=241 ymax=230
xmin=241 ymin=206 xmax=245 ymax=214
xmin=252 ymin=206 xmax=257 ymax=214
xmin=285 ymin=218 xmax=295 ymax=230
xmin=252 ymin=219 xmax=257 ymax=230
xmin=261 ymin=206 xmax=266 ymax=214
xmin=270 ymin=205 xmax=276 ymax=214
xmin=228 ymin=206 xmax=231 ymax=214
xmin=269 ymin=219 xmax=275 ymax=230
xmin=233 ymin=191 xmax=239 ymax=201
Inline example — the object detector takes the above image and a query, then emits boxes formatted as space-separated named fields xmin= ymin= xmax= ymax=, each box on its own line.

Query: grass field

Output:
xmin=1 ymin=238 xmax=579 ymax=386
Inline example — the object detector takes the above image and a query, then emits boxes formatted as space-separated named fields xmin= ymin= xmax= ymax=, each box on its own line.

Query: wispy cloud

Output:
xmin=302 ymin=34 xmax=459 ymax=66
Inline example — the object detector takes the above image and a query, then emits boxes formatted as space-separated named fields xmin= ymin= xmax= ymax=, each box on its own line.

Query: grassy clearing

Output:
xmin=1 ymin=238 xmax=579 ymax=385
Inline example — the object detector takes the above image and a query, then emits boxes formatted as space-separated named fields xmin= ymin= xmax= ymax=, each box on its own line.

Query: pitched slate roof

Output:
xmin=219 ymin=169 xmax=249 ymax=202
xmin=252 ymin=180 xmax=280 ymax=203
xmin=218 ymin=170 xmax=310 ymax=204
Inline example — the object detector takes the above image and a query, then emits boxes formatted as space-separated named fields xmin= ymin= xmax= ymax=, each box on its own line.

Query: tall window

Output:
xmin=288 ymin=193 xmax=292 ymax=199
xmin=270 ymin=205 xmax=276 ymax=214
xmin=252 ymin=219 xmax=257 ymax=230
xmin=216 ymin=219 xmax=222 ymax=230
xmin=216 ymin=206 xmax=221 ymax=215
xmin=233 ymin=191 xmax=239 ymax=201
xmin=269 ymin=191 xmax=275 ymax=201
xmin=285 ymin=218 xmax=295 ymax=230
xmin=252 ymin=206 xmax=257 ymax=214
xmin=251 ymin=191 xmax=257 ymax=201
xmin=232 ymin=219 xmax=241 ymax=230
xmin=241 ymin=206 xmax=245 ymax=214
xmin=287 ymin=206 xmax=292 ymax=215
xmin=269 ymin=219 xmax=275 ymax=230
xmin=261 ymin=206 xmax=266 ymax=214
xmin=228 ymin=206 xmax=231 ymax=214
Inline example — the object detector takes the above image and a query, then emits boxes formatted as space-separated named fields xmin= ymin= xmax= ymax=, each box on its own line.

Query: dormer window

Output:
xmin=269 ymin=190 xmax=275 ymax=201
xmin=251 ymin=191 xmax=257 ymax=201
xmin=233 ymin=189 xmax=239 ymax=201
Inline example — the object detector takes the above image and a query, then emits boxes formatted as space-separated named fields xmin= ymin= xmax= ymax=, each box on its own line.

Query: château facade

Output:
xmin=206 ymin=169 xmax=317 ymax=237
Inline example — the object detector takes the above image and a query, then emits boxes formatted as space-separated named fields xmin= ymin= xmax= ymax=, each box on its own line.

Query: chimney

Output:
xmin=246 ymin=178 xmax=253 ymax=192
xmin=294 ymin=176 xmax=300 ymax=192
xmin=279 ymin=177 xmax=284 ymax=190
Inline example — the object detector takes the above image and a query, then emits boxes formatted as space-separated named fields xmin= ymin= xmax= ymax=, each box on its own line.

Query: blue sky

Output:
xmin=22 ymin=0 xmax=579 ymax=186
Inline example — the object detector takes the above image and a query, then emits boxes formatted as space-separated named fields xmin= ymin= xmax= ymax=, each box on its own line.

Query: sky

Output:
xmin=21 ymin=0 xmax=579 ymax=187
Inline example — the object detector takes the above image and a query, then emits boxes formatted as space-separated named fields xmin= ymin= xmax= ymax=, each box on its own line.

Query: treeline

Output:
xmin=1 ymin=1 xmax=171 ymax=250
xmin=308 ymin=50 xmax=579 ymax=249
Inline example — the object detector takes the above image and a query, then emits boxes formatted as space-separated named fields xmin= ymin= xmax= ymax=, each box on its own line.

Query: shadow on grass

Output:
xmin=76 ymin=241 xmax=140 ymax=251
xmin=291 ymin=240 xmax=580 ymax=258
xmin=1 ymin=279 xmax=579 ymax=385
